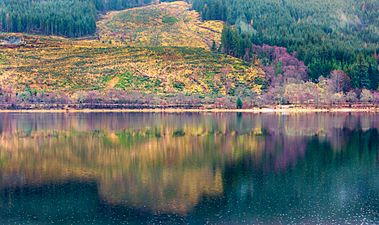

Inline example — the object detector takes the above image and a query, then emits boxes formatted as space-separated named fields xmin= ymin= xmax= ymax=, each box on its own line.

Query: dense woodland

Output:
xmin=94 ymin=0 xmax=159 ymax=11
xmin=0 ymin=0 xmax=96 ymax=37
xmin=193 ymin=0 xmax=379 ymax=89
xmin=0 ymin=0 xmax=164 ymax=37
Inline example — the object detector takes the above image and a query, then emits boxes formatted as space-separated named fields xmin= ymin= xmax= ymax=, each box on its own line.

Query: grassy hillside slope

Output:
xmin=98 ymin=1 xmax=223 ymax=49
xmin=0 ymin=2 xmax=266 ymax=100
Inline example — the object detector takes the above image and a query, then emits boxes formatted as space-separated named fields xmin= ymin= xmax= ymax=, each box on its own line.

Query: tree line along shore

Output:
xmin=1 ymin=86 xmax=379 ymax=111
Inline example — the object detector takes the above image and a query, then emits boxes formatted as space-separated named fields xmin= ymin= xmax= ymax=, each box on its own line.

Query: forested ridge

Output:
xmin=0 ymin=0 xmax=97 ymax=37
xmin=193 ymin=0 xmax=379 ymax=89
xmin=0 ymin=0 xmax=165 ymax=37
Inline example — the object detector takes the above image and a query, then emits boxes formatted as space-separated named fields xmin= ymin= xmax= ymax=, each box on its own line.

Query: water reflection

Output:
xmin=0 ymin=113 xmax=378 ymax=224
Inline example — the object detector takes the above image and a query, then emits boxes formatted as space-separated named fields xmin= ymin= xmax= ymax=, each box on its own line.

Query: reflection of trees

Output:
xmin=0 ymin=113 xmax=378 ymax=214
xmin=212 ymin=129 xmax=379 ymax=224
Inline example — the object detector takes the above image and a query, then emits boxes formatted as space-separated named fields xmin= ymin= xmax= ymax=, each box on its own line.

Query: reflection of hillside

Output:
xmin=98 ymin=168 xmax=223 ymax=214
xmin=0 ymin=113 xmax=377 ymax=214
xmin=0 ymin=128 xmax=260 ymax=213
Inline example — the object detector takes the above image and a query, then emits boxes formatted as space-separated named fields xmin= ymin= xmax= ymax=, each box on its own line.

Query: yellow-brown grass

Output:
xmin=0 ymin=2 xmax=265 ymax=96
xmin=97 ymin=1 xmax=223 ymax=49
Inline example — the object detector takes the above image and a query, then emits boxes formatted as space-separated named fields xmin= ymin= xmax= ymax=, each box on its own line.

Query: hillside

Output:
xmin=97 ymin=1 xmax=223 ymax=49
xmin=193 ymin=0 xmax=379 ymax=80
xmin=0 ymin=2 xmax=266 ymax=105
xmin=2 ymin=0 xmax=377 ymax=109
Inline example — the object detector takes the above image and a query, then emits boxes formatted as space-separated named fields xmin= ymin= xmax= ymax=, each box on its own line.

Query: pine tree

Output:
xmin=369 ymin=63 xmax=379 ymax=90
xmin=211 ymin=40 xmax=217 ymax=52
xmin=350 ymin=54 xmax=370 ymax=89
xmin=236 ymin=97 xmax=243 ymax=109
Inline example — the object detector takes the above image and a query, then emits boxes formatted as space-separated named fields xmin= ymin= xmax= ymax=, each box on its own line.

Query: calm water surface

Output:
xmin=0 ymin=113 xmax=378 ymax=224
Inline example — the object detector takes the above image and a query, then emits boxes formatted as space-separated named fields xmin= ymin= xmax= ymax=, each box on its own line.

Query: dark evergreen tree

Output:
xmin=211 ymin=40 xmax=217 ymax=52
xmin=368 ymin=64 xmax=379 ymax=90
xmin=236 ymin=97 xmax=243 ymax=109
xmin=350 ymin=55 xmax=370 ymax=89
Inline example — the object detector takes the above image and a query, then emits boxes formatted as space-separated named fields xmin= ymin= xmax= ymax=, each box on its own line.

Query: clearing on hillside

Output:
xmin=0 ymin=33 xmax=266 ymax=96
xmin=0 ymin=1 xmax=266 ymax=97
xmin=97 ymin=1 xmax=223 ymax=49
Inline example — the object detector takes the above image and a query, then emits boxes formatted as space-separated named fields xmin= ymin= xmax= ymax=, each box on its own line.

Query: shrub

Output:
xmin=162 ymin=16 xmax=179 ymax=24
xmin=346 ymin=91 xmax=358 ymax=105
xmin=172 ymin=81 xmax=185 ymax=91
xmin=330 ymin=93 xmax=345 ymax=105
xmin=360 ymin=89 xmax=374 ymax=103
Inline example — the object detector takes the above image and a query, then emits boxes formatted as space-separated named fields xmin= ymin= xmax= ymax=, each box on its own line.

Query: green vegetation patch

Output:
xmin=162 ymin=15 xmax=179 ymax=24
xmin=115 ymin=71 xmax=162 ymax=92
xmin=172 ymin=81 xmax=185 ymax=91
xmin=0 ymin=53 xmax=7 ymax=65
xmin=116 ymin=8 xmax=161 ymax=24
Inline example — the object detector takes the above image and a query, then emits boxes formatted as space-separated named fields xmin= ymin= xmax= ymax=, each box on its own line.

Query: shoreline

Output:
xmin=0 ymin=107 xmax=378 ymax=113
